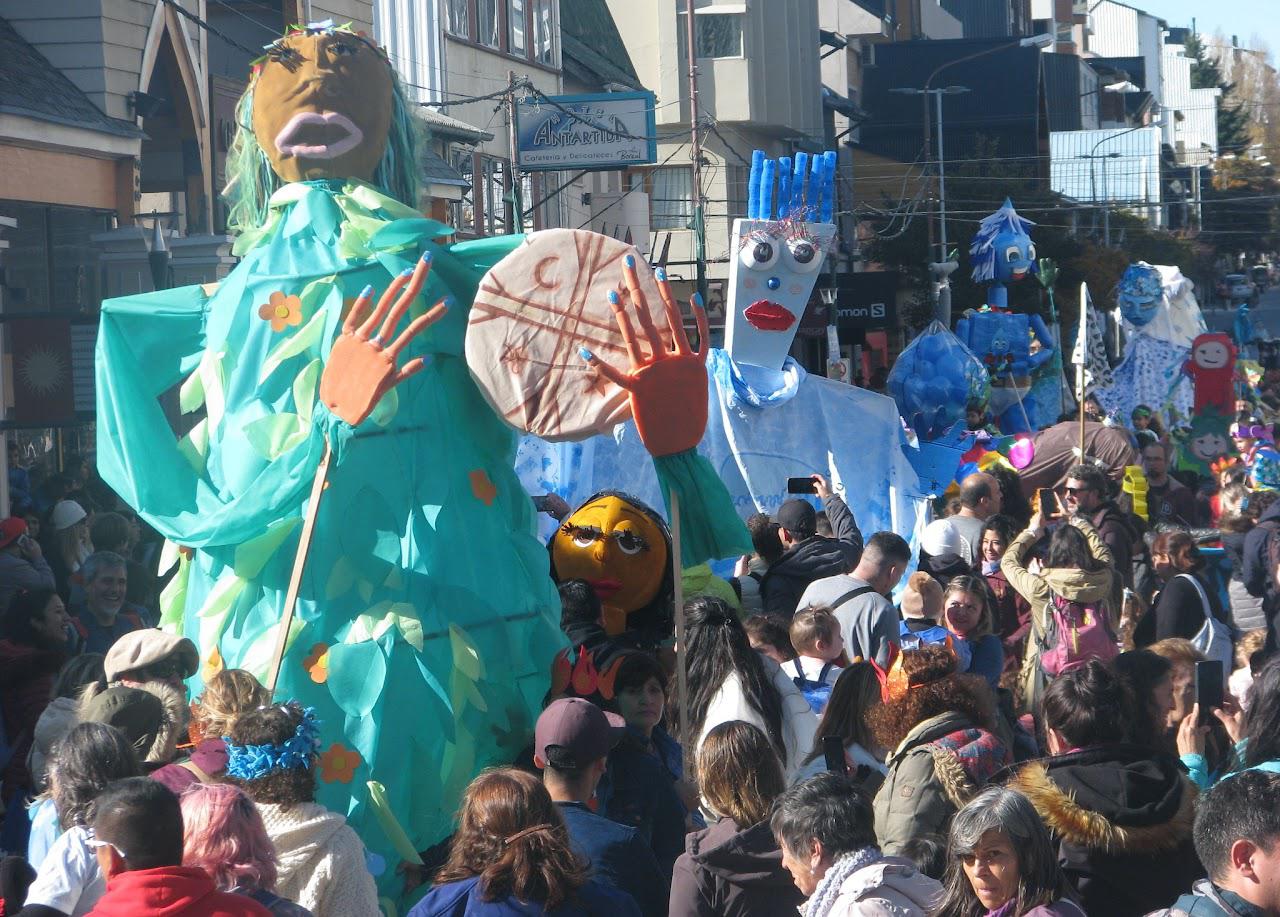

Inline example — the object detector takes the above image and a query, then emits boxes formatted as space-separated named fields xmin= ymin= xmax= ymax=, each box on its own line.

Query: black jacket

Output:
xmin=1243 ymin=501 xmax=1280 ymax=606
xmin=557 ymin=801 xmax=668 ymax=917
xmin=759 ymin=495 xmax=862 ymax=618
xmin=1090 ymin=501 xmax=1139 ymax=590
xmin=668 ymin=817 xmax=804 ymax=917
xmin=1134 ymin=571 xmax=1225 ymax=647
xmin=1008 ymin=745 xmax=1204 ymax=917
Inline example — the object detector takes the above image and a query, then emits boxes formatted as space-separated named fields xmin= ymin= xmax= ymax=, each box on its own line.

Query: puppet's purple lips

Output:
xmin=274 ymin=111 xmax=364 ymax=160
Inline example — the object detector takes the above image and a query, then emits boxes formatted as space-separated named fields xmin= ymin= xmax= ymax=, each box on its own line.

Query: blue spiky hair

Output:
xmin=969 ymin=197 xmax=1036 ymax=283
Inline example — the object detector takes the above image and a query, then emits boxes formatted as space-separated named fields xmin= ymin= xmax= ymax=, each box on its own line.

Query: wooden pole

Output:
xmin=1077 ymin=283 xmax=1088 ymax=462
xmin=670 ymin=490 xmax=689 ymax=774
xmin=266 ymin=439 xmax=332 ymax=694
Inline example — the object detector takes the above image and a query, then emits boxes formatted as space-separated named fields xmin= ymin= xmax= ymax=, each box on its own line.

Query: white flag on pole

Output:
xmin=1072 ymin=283 xmax=1090 ymax=367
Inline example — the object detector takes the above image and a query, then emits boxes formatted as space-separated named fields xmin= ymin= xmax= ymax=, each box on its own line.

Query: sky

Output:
xmin=1142 ymin=0 xmax=1279 ymax=59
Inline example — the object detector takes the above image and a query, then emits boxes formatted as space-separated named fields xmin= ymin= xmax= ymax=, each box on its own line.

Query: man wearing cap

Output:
xmin=919 ymin=472 xmax=1002 ymax=571
xmin=0 ymin=516 xmax=54 ymax=611
xmin=759 ymin=474 xmax=863 ymax=619
xmin=534 ymin=698 xmax=665 ymax=916
xmin=68 ymin=552 xmax=146 ymax=655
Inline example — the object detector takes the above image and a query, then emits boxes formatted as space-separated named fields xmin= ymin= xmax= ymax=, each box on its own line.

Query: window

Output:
xmin=451 ymin=149 xmax=476 ymax=234
xmin=0 ymin=201 xmax=112 ymax=312
xmin=509 ymin=0 xmax=526 ymax=55
xmin=482 ymin=155 xmax=509 ymax=235
xmin=532 ymin=0 xmax=556 ymax=66
xmin=651 ymin=166 xmax=693 ymax=230
xmin=678 ymin=9 xmax=745 ymax=60
xmin=477 ymin=0 xmax=500 ymax=47
xmin=446 ymin=0 xmax=470 ymax=37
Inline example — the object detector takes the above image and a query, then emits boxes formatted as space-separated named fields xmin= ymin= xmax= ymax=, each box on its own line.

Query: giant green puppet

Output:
xmin=96 ymin=22 xmax=745 ymax=908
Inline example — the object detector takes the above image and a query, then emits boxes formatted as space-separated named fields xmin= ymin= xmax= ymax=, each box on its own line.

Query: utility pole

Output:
xmin=506 ymin=70 xmax=524 ymax=233
xmin=685 ymin=2 xmax=706 ymax=304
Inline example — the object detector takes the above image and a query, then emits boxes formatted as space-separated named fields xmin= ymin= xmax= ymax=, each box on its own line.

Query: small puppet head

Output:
xmin=1175 ymin=408 xmax=1234 ymax=475
xmin=1190 ymin=333 xmax=1236 ymax=372
xmin=969 ymin=198 xmax=1037 ymax=286
xmin=224 ymin=21 xmax=418 ymax=232
xmin=1116 ymin=263 xmax=1163 ymax=327
xmin=724 ymin=150 xmax=838 ymax=371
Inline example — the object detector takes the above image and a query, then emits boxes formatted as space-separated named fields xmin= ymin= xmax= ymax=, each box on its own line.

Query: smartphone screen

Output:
xmin=531 ymin=495 xmax=553 ymax=512
xmin=787 ymin=477 xmax=817 ymax=495
xmin=1195 ymin=660 xmax=1224 ymax=723
xmin=1036 ymin=488 xmax=1056 ymax=518
xmin=822 ymin=735 xmax=847 ymax=776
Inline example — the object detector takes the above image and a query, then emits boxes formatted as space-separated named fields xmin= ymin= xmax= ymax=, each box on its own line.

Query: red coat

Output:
xmin=0 ymin=637 xmax=66 ymax=796
xmin=86 ymin=867 xmax=271 ymax=917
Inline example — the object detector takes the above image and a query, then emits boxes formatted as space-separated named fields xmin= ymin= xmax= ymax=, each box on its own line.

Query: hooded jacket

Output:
xmin=668 ymin=817 xmax=803 ymax=917
xmin=77 ymin=678 xmax=186 ymax=766
xmin=28 ymin=695 xmax=79 ymax=787
xmin=255 ymin=801 xmax=379 ymax=917
xmin=1007 ymin=745 xmax=1204 ymax=917
xmin=1000 ymin=518 xmax=1118 ymax=713
xmin=814 ymin=857 xmax=941 ymax=917
xmin=1149 ymin=879 xmax=1261 ymax=917
xmin=1242 ymin=500 xmax=1280 ymax=609
xmin=1089 ymin=501 xmax=1139 ymax=591
xmin=873 ymin=711 xmax=1010 ymax=855
xmin=760 ymin=495 xmax=862 ymax=618
xmin=84 ymin=866 xmax=270 ymax=917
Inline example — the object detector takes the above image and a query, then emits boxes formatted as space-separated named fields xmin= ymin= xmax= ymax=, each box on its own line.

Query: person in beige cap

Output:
xmin=46 ymin=498 xmax=91 ymax=600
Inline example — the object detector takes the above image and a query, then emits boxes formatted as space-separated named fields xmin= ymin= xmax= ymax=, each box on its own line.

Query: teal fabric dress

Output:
xmin=95 ymin=180 xmax=565 ymax=901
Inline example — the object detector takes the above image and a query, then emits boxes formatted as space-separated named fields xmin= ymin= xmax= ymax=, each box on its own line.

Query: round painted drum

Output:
xmin=466 ymin=228 xmax=672 ymax=442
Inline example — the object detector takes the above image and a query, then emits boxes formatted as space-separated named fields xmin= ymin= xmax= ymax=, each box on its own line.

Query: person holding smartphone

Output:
xmin=0 ymin=515 xmax=55 ymax=611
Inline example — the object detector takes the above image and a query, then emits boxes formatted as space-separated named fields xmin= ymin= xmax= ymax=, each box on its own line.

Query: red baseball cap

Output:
xmin=0 ymin=517 xmax=27 ymax=550
xmin=535 ymin=698 xmax=624 ymax=771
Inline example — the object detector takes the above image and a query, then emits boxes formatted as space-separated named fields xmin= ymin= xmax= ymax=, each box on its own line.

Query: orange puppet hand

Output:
xmin=319 ymin=252 xmax=450 ymax=427
xmin=581 ymin=255 xmax=710 ymax=458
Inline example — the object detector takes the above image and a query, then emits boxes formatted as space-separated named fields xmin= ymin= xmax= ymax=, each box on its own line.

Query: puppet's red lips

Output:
xmin=1011 ymin=268 xmax=1028 ymax=279
xmin=744 ymin=300 xmax=796 ymax=331
xmin=588 ymin=578 xmax=622 ymax=599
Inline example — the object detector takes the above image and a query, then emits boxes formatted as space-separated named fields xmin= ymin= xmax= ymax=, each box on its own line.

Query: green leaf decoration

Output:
xmin=240 ymin=614 xmax=306 ymax=684
xmin=258 ymin=308 xmax=327 ymax=384
xmin=243 ymin=413 xmax=308 ymax=461
xmin=367 ymin=780 xmax=423 ymax=865
xmin=368 ymin=386 xmax=399 ymax=427
xmin=195 ymin=575 xmax=247 ymax=650
xmin=179 ymin=366 xmax=205 ymax=414
xmin=293 ymin=358 xmax=322 ymax=424
xmin=233 ymin=517 xmax=300 ymax=580
xmin=158 ymin=551 xmax=190 ymax=628
xmin=198 ymin=349 xmax=228 ymax=429
xmin=176 ymin=418 xmax=210 ymax=475
xmin=325 ymin=556 xmax=357 ymax=600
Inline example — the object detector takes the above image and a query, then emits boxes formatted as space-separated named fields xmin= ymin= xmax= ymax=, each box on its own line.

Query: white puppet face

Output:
xmin=724 ymin=218 xmax=837 ymax=370
xmin=1194 ymin=340 xmax=1232 ymax=370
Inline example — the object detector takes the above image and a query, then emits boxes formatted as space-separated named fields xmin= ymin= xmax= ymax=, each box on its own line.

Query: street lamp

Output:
xmin=1080 ymin=118 xmax=1163 ymax=246
xmin=891 ymin=32 xmax=1053 ymax=326
xmin=134 ymin=211 xmax=178 ymax=291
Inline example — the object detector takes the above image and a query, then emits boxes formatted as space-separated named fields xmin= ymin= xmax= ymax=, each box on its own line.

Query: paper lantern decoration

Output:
xmin=887 ymin=321 xmax=990 ymax=441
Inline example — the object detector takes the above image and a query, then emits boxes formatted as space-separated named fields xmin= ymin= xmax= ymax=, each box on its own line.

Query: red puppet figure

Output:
xmin=1183 ymin=333 xmax=1238 ymax=417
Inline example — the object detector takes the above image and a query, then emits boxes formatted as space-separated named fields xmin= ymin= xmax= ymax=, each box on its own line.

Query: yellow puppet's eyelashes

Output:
xmin=559 ymin=523 xmax=651 ymax=555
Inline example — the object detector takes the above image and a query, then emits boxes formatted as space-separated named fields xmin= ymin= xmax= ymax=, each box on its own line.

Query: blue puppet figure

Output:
xmin=1117 ymin=263 xmax=1164 ymax=327
xmin=956 ymin=199 xmax=1054 ymax=433
xmin=970 ymin=197 xmax=1038 ymax=310
xmin=1235 ymin=301 xmax=1257 ymax=360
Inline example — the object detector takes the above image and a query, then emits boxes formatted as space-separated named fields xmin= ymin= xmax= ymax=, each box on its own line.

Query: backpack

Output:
xmin=787 ymin=659 xmax=835 ymax=713
xmin=1179 ymin=574 xmax=1235 ymax=671
xmin=1039 ymin=590 xmax=1119 ymax=678
xmin=898 ymin=620 xmax=973 ymax=673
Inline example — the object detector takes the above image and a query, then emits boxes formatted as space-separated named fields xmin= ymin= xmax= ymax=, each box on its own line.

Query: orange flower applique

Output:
xmin=469 ymin=468 xmax=497 ymax=506
xmin=319 ymin=742 xmax=361 ymax=783
xmin=257 ymin=291 xmax=303 ymax=332
xmin=202 ymin=645 xmax=225 ymax=683
xmin=302 ymin=643 xmax=329 ymax=684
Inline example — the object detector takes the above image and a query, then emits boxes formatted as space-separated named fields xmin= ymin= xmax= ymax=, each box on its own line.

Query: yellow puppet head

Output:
xmin=551 ymin=491 xmax=672 ymax=641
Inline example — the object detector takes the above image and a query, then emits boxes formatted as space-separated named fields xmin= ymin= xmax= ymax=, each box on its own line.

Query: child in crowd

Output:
xmin=784 ymin=607 xmax=844 ymax=712
xmin=1231 ymin=628 xmax=1268 ymax=709
xmin=743 ymin=614 xmax=795 ymax=665
xmin=898 ymin=572 xmax=973 ymax=673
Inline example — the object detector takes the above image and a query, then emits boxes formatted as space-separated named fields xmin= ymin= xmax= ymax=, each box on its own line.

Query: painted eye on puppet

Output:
xmin=331 ymin=39 xmax=358 ymax=56
xmin=1004 ymin=246 xmax=1021 ymax=263
xmin=565 ymin=524 xmax=602 ymax=548
xmin=740 ymin=235 xmax=780 ymax=272
xmin=614 ymin=530 xmax=649 ymax=555
xmin=786 ymin=238 xmax=822 ymax=274
xmin=1027 ymin=243 xmax=1036 ymax=261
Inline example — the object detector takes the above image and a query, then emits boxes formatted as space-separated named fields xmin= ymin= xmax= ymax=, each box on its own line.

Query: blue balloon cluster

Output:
xmin=887 ymin=322 xmax=990 ymax=440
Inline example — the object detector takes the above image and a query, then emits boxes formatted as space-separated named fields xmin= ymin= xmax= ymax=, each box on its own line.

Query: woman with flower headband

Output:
xmin=408 ymin=767 xmax=639 ymax=916
xmin=225 ymin=703 xmax=378 ymax=916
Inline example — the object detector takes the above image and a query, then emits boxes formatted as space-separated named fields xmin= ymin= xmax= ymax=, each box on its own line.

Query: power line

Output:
xmin=575 ymin=143 xmax=688 ymax=230
xmin=157 ymin=0 xmax=261 ymax=58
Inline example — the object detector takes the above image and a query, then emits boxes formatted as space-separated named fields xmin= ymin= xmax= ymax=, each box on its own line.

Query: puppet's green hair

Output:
xmin=223 ymin=60 xmax=420 ymax=235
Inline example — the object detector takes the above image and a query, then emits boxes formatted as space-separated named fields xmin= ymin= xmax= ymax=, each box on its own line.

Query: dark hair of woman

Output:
xmin=1043 ymin=524 xmax=1101 ymax=573
xmin=985 ymin=465 xmax=1033 ymax=528
xmin=1247 ymin=490 xmax=1280 ymax=523
xmin=51 ymin=653 xmax=106 ymax=701
xmin=436 ymin=767 xmax=588 ymax=910
xmin=612 ymin=651 xmax=667 ymax=698
xmin=3 ymin=588 xmax=59 ymax=646
xmin=226 ymin=703 xmax=316 ymax=807
xmin=557 ymin=579 xmax=602 ymax=632
xmin=49 ymin=722 xmax=143 ymax=830
xmin=944 ymin=574 xmax=995 ymax=639
xmin=742 ymin=614 xmax=796 ymax=661
xmin=1112 ymin=650 xmax=1172 ymax=749
xmin=1151 ymin=530 xmax=1203 ymax=573
xmin=866 ymin=646 xmax=995 ymax=753
xmin=802 ymin=662 xmax=880 ymax=767
xmin=1242 ymin=656 xmax=1280 ymax=767
xmin=682 ymin=596 xmax=786 ymax=762
xmin=975 ymin=515 xmax=1019 ymax=563
xmin=698 ymin=721 xmax=785 ymax=826
xmin=1041 ymin=659 xmax=1132 ymax=748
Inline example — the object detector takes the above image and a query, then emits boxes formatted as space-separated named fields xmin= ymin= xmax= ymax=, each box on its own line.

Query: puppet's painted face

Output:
xmin=1193 ymin=339 xmax=1233 ymax=370
xmin=1117 ymin=265 xmax=1163 ymax=327
xmin=725 ymin=218 xmax=837 ymax=370
xmin=1191 ymin=433 xmax=1230 ymax=462
xmin=552 ymin=495 xmax=668 ymax=635
xmin=992 ymin=229 xmax=1035 ymax=285
xmin=252 ymin=31 xmax=393 ymax=183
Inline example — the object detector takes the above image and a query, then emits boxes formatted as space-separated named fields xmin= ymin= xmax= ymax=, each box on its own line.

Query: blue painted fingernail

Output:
xmin=359 ymin=284 xmax=373 ymax=299
xmin=420 ymin=250 xmax=433 ymax=263
xmin=624 ymin=254 xmax=635 ymax=268
xmin=400 ymin=268 xmax=414 ymax=277
xmin=655 ymin=267 xmax=667 ymax=281
xmin=692 ymin=292 xmax=704 ymax=308
xmin=607 ymin=290 xmax=620 ymax=305
xmin=579 ymin=346 xmax=595 ymax=361
xmin=441 ymin=296 xmax=454 ymax=310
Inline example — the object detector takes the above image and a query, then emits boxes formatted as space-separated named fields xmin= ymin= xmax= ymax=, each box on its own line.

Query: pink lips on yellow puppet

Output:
xmin=274 ymin=111 xmax=365 ymax=160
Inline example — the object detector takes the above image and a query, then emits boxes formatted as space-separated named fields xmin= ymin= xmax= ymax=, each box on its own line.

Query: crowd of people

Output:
xmin=7 ymin=402 xmax=1280 ymax=917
